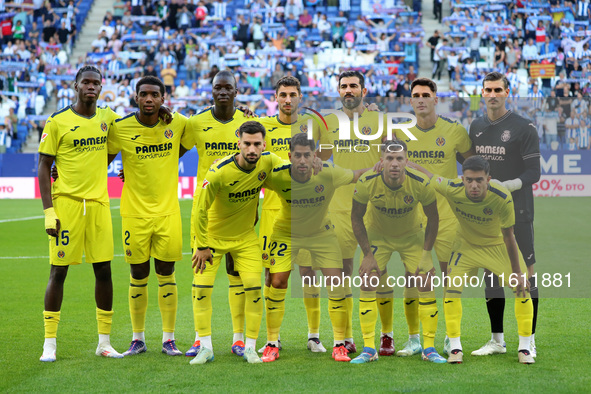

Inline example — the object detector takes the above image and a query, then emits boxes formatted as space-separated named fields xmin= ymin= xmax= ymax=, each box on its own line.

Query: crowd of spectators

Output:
xmin=0 ymin=0 xmax=88 ymax=152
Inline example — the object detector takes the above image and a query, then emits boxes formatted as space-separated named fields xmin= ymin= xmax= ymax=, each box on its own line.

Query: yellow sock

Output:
xmin=194 ymin=275 xmax=215 ymax=337
xmin=263 ymin=284 xmax=271 ymax=301
xmin=303 ymin=283 xmax=320 ymax=334
xmin=96 ymin=308 xmax=114 ymax=335
xmin=359 ymin=291 xmax=377 ymax=349
xmin=514 ymin=297 xmax=533 ymax=337
xmin=129 ymin=275 xmax=149 ymax=333
xmin=228 ymin=274 xmax=245 ymax=336
xmin=266 ymin=286 xmax=287 ymax=342
xmin=240 ymin=271 xmax=263 ymax=340
xmin=377 ymin=274 xmax=394 ymax=334
xmin=344 ymin=283 xmax=354 ymax=339
xmin=328 ymin=285 xmax=347 ymax=342
xmin=191 ymin=274 xmax=200 ymax=332
xmin=443 ymin=292 xmax=462 ymax=338
xmin=43 ymin=311 xmax=60 ymax=338
xmin=418 ymin=291 xmax=438 ymax=349
xmin=157 ymin=273 xmax=177 ymax=334
xmin=403 ymin=287 xmax=420 ymax=336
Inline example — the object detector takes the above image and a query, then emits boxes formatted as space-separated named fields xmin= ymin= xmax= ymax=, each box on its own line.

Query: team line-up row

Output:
xmin=38 ymin=66 xmax=540 ymax=366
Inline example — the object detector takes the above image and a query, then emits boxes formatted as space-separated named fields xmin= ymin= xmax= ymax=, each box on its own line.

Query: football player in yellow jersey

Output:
xmin=413 ymin=156 xmax=534 ymax=364
xmin=180 ymin=70 xmax=255 ymax=357
xmin=393 ymin=78 xmax=474 ymax=357
xmin=189 ymin=121 xmax=284 ymax=365
xmin=317 ymin=70 xmax=387 ymax=354
xmin=257 ymin=76 xmax=327 ymax=353
xmin=350 ymin=140 xmax=445 ymax=364
xmin=38 ymin=66 xmax=123 ymax=361
xmin=258 ymin=133 xmax=368 ymax=363
xmin=107 ymin=76 xmax=187 ymax=357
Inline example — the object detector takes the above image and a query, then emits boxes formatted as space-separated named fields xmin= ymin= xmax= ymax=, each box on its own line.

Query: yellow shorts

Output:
xmin=49 ymin=196 xmax=113 ymax=266
xmin=198 ymin=230 xmax=262 ymax=277
xmin=446 ymin=236 xmax=528 ymax=293
xmin=433 ymin=217 xmax=458 ymax=264
xmin=260 ymin=208 xmax=278 ymax=269
xmin=271 ymin=229 xmax=343 ymax=273
xmin=122 ymin=212 xmax=183 ymax=264
xmin=369 ymin=230 xmax=424 ymax=273
xmin=331 ymin=211 xmax=357 ymax=259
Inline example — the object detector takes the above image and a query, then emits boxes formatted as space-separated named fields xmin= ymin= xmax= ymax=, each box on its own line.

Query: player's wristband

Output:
xmin=418 ymin=250 xmax=434 ymax=274
xmin=197 ymin=247 xmax=209 ymax=251
xmin=44 ymin=207 xmax=58 ymax=230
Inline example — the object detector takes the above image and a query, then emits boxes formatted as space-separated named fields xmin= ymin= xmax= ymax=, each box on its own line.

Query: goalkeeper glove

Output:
xmin=44 ymin=207 xmax=58 ymax=231
xmin=418 ymin=250 xmax=434 ymax=274
xmin=501 ymin=178 xmax=523 ymax=192
xmin=490 ymin=178 xmax=523 ymax=192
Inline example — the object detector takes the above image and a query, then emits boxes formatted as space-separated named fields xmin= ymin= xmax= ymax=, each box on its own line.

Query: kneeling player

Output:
xmin=107 ymin=77 xmax=187 ymax=357
xmin=415 ymin=156 xmax=534 ymax=364
xmin=259 ymin=132 xmax=367 ymax=362
xmin=350 ymin=140 xmax=445 ymax=364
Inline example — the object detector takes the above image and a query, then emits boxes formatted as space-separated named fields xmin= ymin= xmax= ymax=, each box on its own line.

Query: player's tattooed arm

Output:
xmin=353 ymin=199 xmax=382 ymax=278
xmin=351 ymin=200 xmax=373 ymax=260
xmin=406 ymin=160 xmax=434 ymax=179
xmin=502 ymin=226 xmax=529 ymax=297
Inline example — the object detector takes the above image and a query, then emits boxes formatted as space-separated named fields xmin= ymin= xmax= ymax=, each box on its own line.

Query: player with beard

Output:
xmin=189 ymin=121 xmax=284 ymax=364
xmin=257 ymin=76 xmax=331 ymax=353
xmin=318 ymin=70 xmax=388 ymax=355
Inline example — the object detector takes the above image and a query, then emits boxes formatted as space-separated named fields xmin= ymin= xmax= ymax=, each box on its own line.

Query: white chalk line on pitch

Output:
xmin=0 ymin=206 xmax=121 ymax=224
xmin=0 ymin=251 xmax=193 ymax=260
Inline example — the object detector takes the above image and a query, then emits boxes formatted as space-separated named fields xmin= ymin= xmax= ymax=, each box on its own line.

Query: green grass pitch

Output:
xmin=0 ymin=198 xmax=589 ymax=392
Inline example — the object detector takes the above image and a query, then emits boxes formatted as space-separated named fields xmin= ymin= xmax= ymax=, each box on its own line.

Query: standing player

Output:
xmin=414 ymin=156 xmax=534 ymax=364
xmin=350 ymin=140 xmax=445 ymax=364
xmin=259 ymin=133 xmax=368 ymax=363
xmin=318 ymin=70 xmax=386 ymax=354
xmin=107 ymin=76 xmax=187 ymax=357
xmin=38 ymin=65 xmax=122 ymax=362
xmin=258 ymin=76 xmax=326 ymax=352
xmin=469 ymin=72 xmax=541 ymax=357
xmin=190 ymin=121 xmax=284 ymax=364
xmin=394 ymin=78 xmax=474 ymax=357
xmin=181 ymin=70 xmax=254 ymax=357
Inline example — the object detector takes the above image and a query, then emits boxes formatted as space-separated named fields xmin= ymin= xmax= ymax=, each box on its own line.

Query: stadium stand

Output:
xmin=1 ymin=0 xmax=591 ymax=152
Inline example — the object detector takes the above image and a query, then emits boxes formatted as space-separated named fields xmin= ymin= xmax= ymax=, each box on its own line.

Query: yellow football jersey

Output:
xmin=259 ymin=114 xmax=321 ymax=210
xmin=353 ymin=167 xmax=436 ymax=238
xmin=265 ymin=162 xmax=354 ymax=237
xmin=432 ymin=176 xmax=515 ymax=246
xmin=319 ymin=110 xmax=386 ymax=212
xmin=38 ymin=105 xmax=119 ymax=203
xmin=108 ymin=112 xmax=187 ymax=218
xmin=181 ymin=107 xmax=254 ymax=194
xmin=395 ymin=116 xmax=472 ymax=221
xmin=195 ymin=151 xmax=285 ymax=248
